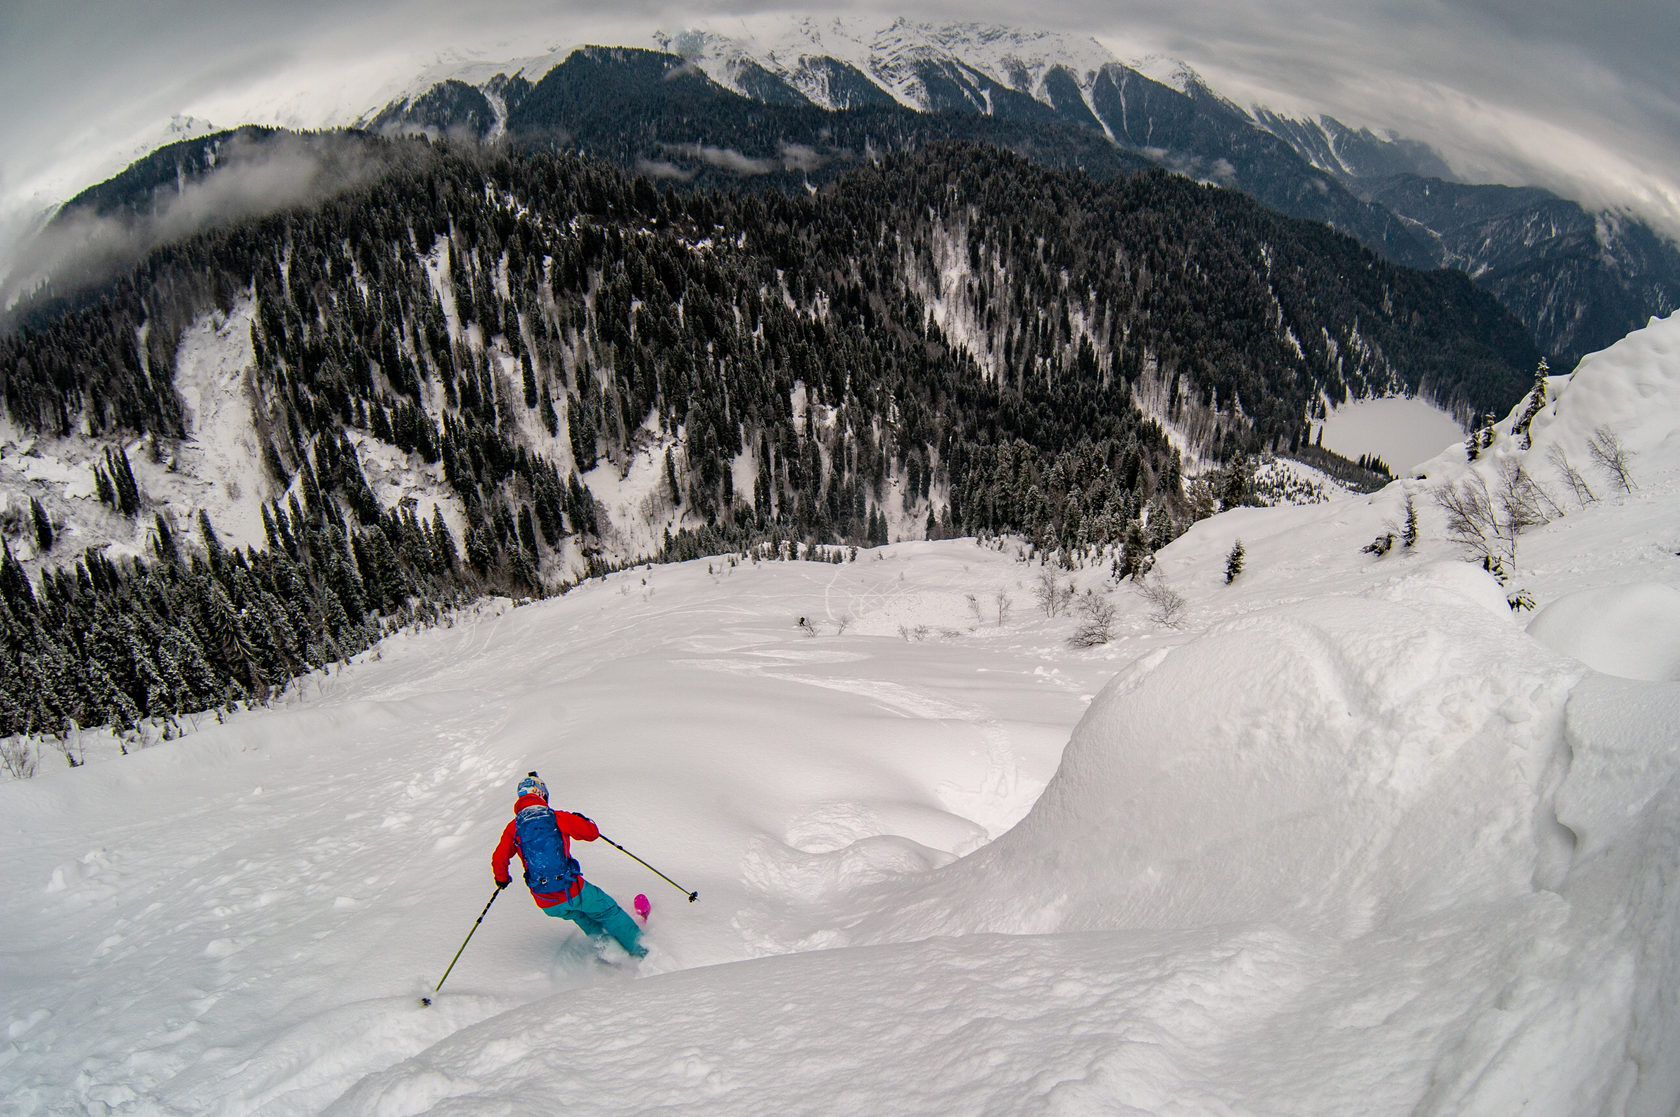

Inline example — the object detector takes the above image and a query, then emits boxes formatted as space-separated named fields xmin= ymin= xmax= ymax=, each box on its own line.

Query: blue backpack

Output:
xmin=515 ymin=805 xmax=581 ymax=893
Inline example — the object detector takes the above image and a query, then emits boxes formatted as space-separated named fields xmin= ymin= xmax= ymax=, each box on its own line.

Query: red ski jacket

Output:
xmin=492 ymin=794 xmax=600 ymax=906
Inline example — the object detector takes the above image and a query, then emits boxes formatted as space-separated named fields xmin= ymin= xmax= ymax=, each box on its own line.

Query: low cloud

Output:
xmin=656 ymin=141 xmax=832 ymax=178
xmin=669 ymin=142 xmax=779 ymax=175
xmin=2 ymin=132 xmax=399 ymax=313
xmin=780 ymin=143 xmax=827 ymax=173
xmin=636 ymin=158 xmax=696 ymax=180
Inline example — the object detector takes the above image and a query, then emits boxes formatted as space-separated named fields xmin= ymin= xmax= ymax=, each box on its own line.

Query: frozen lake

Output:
xmin=1317 ymin=396 xmax=1465 ymax=473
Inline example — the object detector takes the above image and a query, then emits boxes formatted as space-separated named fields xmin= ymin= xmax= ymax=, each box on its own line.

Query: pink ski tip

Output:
xmin=633 ymin=894 xmax=651 ymax=922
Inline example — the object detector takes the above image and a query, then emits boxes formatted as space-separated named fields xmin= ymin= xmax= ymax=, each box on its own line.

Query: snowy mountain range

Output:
xmin=355 ymin=18 xmax=1680 ymax=369
xmin=5 ymin=18 xmax=1671 ymax=367
xmin=4 ymin=306 xmax=1678 ymax=1113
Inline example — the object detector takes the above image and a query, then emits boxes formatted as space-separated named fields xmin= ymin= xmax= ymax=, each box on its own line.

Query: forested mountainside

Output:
xmin=396 ymin=46 xmax=1431 ymax=268
xmin=1357 ymin=176 xmax=1680 ymax=364
xmin=365 ymin=43 xmax=1676 ymax=369
xmin=1 ymin=135 xmax=1536 ymax=737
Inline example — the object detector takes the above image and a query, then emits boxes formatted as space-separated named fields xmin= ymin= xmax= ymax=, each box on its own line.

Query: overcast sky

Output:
xmin=2 ymin=0 xmax=1677 ymax=277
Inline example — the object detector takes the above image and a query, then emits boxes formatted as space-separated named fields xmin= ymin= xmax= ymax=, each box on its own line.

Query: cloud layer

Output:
xmin=1 ymin=132 xmax=407 ymax=312
xmin=1 ymin=0 xmax=1675 ymax=294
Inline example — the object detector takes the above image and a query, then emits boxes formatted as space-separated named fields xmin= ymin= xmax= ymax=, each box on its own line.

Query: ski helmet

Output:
xmin=517 ymin=771 xmax=548 ymax=801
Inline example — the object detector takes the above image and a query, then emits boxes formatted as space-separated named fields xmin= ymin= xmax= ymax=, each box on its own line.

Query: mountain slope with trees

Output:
xmin=1 ymin=134 xmax=1536 ymax=738
xmin=363 ymin=36 xmax=1676 ymax=369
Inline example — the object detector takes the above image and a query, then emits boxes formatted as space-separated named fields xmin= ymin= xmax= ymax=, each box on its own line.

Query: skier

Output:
xmin=492 ymin=772 xmax=647 ymax=959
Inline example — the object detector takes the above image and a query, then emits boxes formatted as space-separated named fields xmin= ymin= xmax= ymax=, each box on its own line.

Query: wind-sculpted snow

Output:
xmin=1528 ymin=583 xmax=1680 ymax=681
xmin=859 ymin=562 xmax=1581 ymax=941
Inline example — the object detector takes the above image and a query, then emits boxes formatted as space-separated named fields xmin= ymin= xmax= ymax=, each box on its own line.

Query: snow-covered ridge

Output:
xmin=654 ymin=16 xmax=1157 ymax=113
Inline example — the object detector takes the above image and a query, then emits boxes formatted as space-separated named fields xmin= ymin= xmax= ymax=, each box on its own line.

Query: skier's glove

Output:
xmin=496 ymin=878 xmax=510 ymax=890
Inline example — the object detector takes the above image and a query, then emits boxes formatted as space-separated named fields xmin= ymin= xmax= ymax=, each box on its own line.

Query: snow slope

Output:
xmin=0 ymin=300 xmax=280 ymax=567
xmin=4 ymin=315 xmax=1680 ymax=1114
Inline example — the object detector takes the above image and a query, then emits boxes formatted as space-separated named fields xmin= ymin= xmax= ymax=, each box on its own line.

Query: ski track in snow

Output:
xmin=2 ymin=547 xmax=1102 ymax=1114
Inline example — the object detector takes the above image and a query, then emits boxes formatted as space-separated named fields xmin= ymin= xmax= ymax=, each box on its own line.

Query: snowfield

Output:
xmin=4 ymin=314 xmax=1680 ymax=1114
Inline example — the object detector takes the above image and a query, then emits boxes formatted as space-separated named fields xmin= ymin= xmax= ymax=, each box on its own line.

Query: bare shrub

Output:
xmin=1033 ymin=571 xmax=1075 ymax=617
xmin=1069 ymin=589 xmax=1118 ymax=647
xmin=1546 ymin=444 xmax=1596 ymax=506
xmin=994 ymin=592 xmax=1012 ymax=627
xmin=1134 ymin=573 xmax=1186 ymax=629
xmin=1435 ymin=474 xmax=1500 ymax=563
xmin=50 ymin=721 xmax=85 ymax=768
xmin=1431 ymin=460 xmax=1559 ymax=570
xmin=1588 ymin=425 xmax=1636 ymax=491
xmin=1494 ymin=459 xmax=1562 ymax=551
xmin=1 ymin=735 xmax=37 ymax=779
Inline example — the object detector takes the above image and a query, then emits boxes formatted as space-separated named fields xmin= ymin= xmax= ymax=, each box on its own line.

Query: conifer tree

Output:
xmin=665 ymin=448 xmax=682 ymax=506
xmin=1117 ymin=520 xmax=1151 ymax=580
xmin=1225 ymin=539 xmax=1246 ymax=584
xmin=197 ymin=510 xmax=224 ymax=567
xmin=539 ymin=384 xmax=559 ymax=436
xmin=1511 ymin=358 xmax=1550 ymax=450
xmin=29 ymin=498 xmax=52 ymax=553
xmin=430 ymin=508 xmax=460 ymax=571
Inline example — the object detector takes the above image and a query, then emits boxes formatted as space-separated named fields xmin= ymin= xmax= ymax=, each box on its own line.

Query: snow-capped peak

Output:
xmin=653 ymin=16 xmax=1138 ymax=113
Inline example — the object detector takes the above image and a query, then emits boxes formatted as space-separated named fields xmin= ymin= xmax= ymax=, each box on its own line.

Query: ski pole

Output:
xmin=421 ymin=886 xmax=502 ymax=1006
xmin=598 ymin=832 xmax=698 ymax=902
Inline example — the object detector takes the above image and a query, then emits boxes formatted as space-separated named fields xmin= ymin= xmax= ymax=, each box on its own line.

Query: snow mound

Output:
xmin=1529 ymin=312 xmax=1680 ymax=461
xmin=864 ymin=563 xmax=1579 ymax=941
xmin=1409 ymin=312 xmax=1680 ymax=494
xmin=1528 ymin=582 xmax=1680 ymax=681
xmin=324 ymin=928 xmax=1305 ymax=1117
xmin=1555 ymin=674 xmax=1680 ymax=861
xmin=1549 ymin=673 xmax=1680 ymax=1112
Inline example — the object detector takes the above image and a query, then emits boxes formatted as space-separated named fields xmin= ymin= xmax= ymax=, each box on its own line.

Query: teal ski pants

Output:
xmin=543 ymin=881 xmax=645 ymax=956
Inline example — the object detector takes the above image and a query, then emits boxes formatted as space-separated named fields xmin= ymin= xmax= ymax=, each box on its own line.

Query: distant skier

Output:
xmin=492 ymin=772 xmax=647 ymax=959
